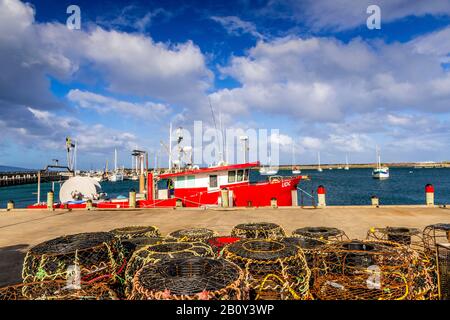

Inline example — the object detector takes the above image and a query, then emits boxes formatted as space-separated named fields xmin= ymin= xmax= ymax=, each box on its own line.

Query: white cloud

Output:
xmin=265 ymin=0 xmax=450 ymax=31
xmin=67 ymin=89 xmax=170 ymax=120
xmin=211 ymin=16 xmax=264 ymax=39
xmin=212 ymin=35 xmax=450 ymax=122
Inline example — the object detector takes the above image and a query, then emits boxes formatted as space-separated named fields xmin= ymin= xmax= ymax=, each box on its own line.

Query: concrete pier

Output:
xmin=0 ymin=205 xmax=449 ymax=287
xmin=0 ymin=171 xmax=66 ymax=187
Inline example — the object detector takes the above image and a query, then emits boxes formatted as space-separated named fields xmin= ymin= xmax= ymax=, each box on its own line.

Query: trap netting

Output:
xmin=366 ymin=226 xmax=436 ymax=299
xmin=167 ymin=228 xmax=217 ymax=242
xmin=289 ymin=227 xmax=348 ymax=278
xmin=436 ymin=244 xmax=450 ymax=300
xmin=223 ymin=239 xmax=310 ymax=300
xmin=124 ymin=241 xmax=215 ymax=297
xmin=231 ymin=222 xmax=286 ymax=239
xmin=311 ymin=240 xmax=432 ymax=300
xmin=121 ymin=237 xmax=165 ymax=261
xmin=0 ymin=280 xmax=118 ymax=300
xmin=292 ymin=227 xmax=348 ymax=242
xmin=367 ymin=227 xmax=422 ymax=250
xmin=22 ymin=232 xmax=125 ymax=284
xmin=110 ymin=225 xmax=161 ymax=240
xmin=423 ymin=223 xmax=450 ymax=255
xmin=207 ymin=236 xmax=242 ymax=256
xmin=129 ymin=257 xmax=248 ymax=300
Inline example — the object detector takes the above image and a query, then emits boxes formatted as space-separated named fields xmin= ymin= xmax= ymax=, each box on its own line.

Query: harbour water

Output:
xmin=1 ymin=168 xmax=450 ymax=208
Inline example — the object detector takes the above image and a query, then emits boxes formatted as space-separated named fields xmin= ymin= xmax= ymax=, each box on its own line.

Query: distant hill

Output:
xmin=0 ymin=165 xmax=34 ymax=172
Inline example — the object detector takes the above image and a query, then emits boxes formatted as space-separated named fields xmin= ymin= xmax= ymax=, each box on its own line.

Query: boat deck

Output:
xmin=0 ymin=205 xmax=449 ymax=286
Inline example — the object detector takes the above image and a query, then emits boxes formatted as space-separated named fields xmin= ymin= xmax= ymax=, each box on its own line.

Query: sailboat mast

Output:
xmin=168 ymin=122 xmax=172 ymax=170
xmin=114 ymin=148 xmax=117 ymax=172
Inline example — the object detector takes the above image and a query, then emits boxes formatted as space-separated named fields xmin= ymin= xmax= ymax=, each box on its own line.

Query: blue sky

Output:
xmin=1 ymin=0 xmax=450 ymax=169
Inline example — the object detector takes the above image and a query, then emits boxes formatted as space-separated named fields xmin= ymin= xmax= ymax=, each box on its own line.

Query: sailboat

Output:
xmin=109 ymin=148 xmax=124 ymax=182
xmin=317 ymin=152 xmax=323 ymax=172
xmin=291 ymin=143 xmax=301 ymax=174
xmin=344 ymin=155 xmax=350 ymax=170
xmin=372 ymin=147 xmax=389 ymax=179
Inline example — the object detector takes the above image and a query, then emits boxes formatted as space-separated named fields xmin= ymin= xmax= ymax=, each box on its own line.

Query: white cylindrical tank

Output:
xmin=59 ymin=176 xmax=102 ymax=203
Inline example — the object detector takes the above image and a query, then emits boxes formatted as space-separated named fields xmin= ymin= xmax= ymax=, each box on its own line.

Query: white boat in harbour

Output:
xmin=372 ymin=147 xmax=389 ymax=180
xmin=344 ymin=155 xmax=350 ymax=170
xmin=109 ymin=148 xmax=124 ymax=182
xmin=259 ymin=166 xmax=278 ymax=175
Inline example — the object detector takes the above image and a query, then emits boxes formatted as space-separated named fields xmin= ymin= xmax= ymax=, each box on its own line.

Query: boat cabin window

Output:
xmin=228 ymin=171 xmax=236 ymax=183
xmin=244 ymin=169 xmax=249 ymax=181
xmin=176 ymin=176 xmax=185 ymax=188
xmin=209 ymin=175 xmax=218 ymax=188
xmin=186 ymin=175 xmax=195 ymax=187
xmin=237 ymin=169 xmax=244 ymax=182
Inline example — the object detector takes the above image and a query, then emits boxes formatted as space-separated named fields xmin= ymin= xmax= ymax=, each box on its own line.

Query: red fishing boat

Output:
xmin=139 ymin=161 xmax=305 ymax=208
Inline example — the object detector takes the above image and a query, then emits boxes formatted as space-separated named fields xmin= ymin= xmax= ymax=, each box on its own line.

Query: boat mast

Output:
xmin=292 ymin=143 xmax=295 ymax=169
xmin=168 ymin=122 xmax=172 ymax=170
xmin=114 ymin=148 xmax=117 ymax=172
xmin=318 ymin=152 xmax=321 ymax=169
xmin=376 ymin=146 xmax=381 ymax=169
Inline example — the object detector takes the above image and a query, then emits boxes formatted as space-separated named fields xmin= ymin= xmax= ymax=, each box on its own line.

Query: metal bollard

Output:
xmin=425 ymin=184 xmax=434 ymax=206
xmin=7 ymin=200 xmax=14 ymax=211
xmin=221 ymin=189 xmax=229 ymax=208
xmin=129 ymin=189 xmax=137 ymax=208
xmin=371 ymin=196 xmax=379 ymax=207
xmin=47 ymin=191 xmax=54 ymax=211
xmin=271 ymin=197 xmax=278 ymax=208
xmin=317 ymin=185 xmax=326 ymax=207
xmin=291 ymin=190 xmax=298 ymax=207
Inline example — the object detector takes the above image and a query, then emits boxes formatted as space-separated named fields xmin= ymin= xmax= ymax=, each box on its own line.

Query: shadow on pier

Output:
xmin=0 ymin=244 xmax=28 ymax=287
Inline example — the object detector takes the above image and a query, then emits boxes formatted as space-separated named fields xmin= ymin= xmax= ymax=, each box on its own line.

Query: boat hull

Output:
xmin=372 ymin=168 xmax=389 ymax=179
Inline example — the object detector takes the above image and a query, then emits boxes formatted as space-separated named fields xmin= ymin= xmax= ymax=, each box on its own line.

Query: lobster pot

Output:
xmin=223 ymin=239 xmax=310 ymax=300
xmin=367 ymin=227 xmax=423 ymax=250
xmin=437 ymin=244 xmax=450 ymax=300
xmin=231 ymin=222 xmax=286 ymax=239
xmin=22 ymin=232 xmax=124 ymax=284
xmin=167 ymin=228 xmax=217 ymax=242
xmin=124 ymin=241 xmax=214 ymax=297
xmin=110 ymin=225 xmax=161 ymax=240
xmin=129 ymin=257 xmax=248 ymax=300
xmin=312 ymin=240 xmax=432 ymax=300
xmin=423 ymin=224 xmax=450 ymax=256
xmin=0 ymin=280 xmax=118 ymax=300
